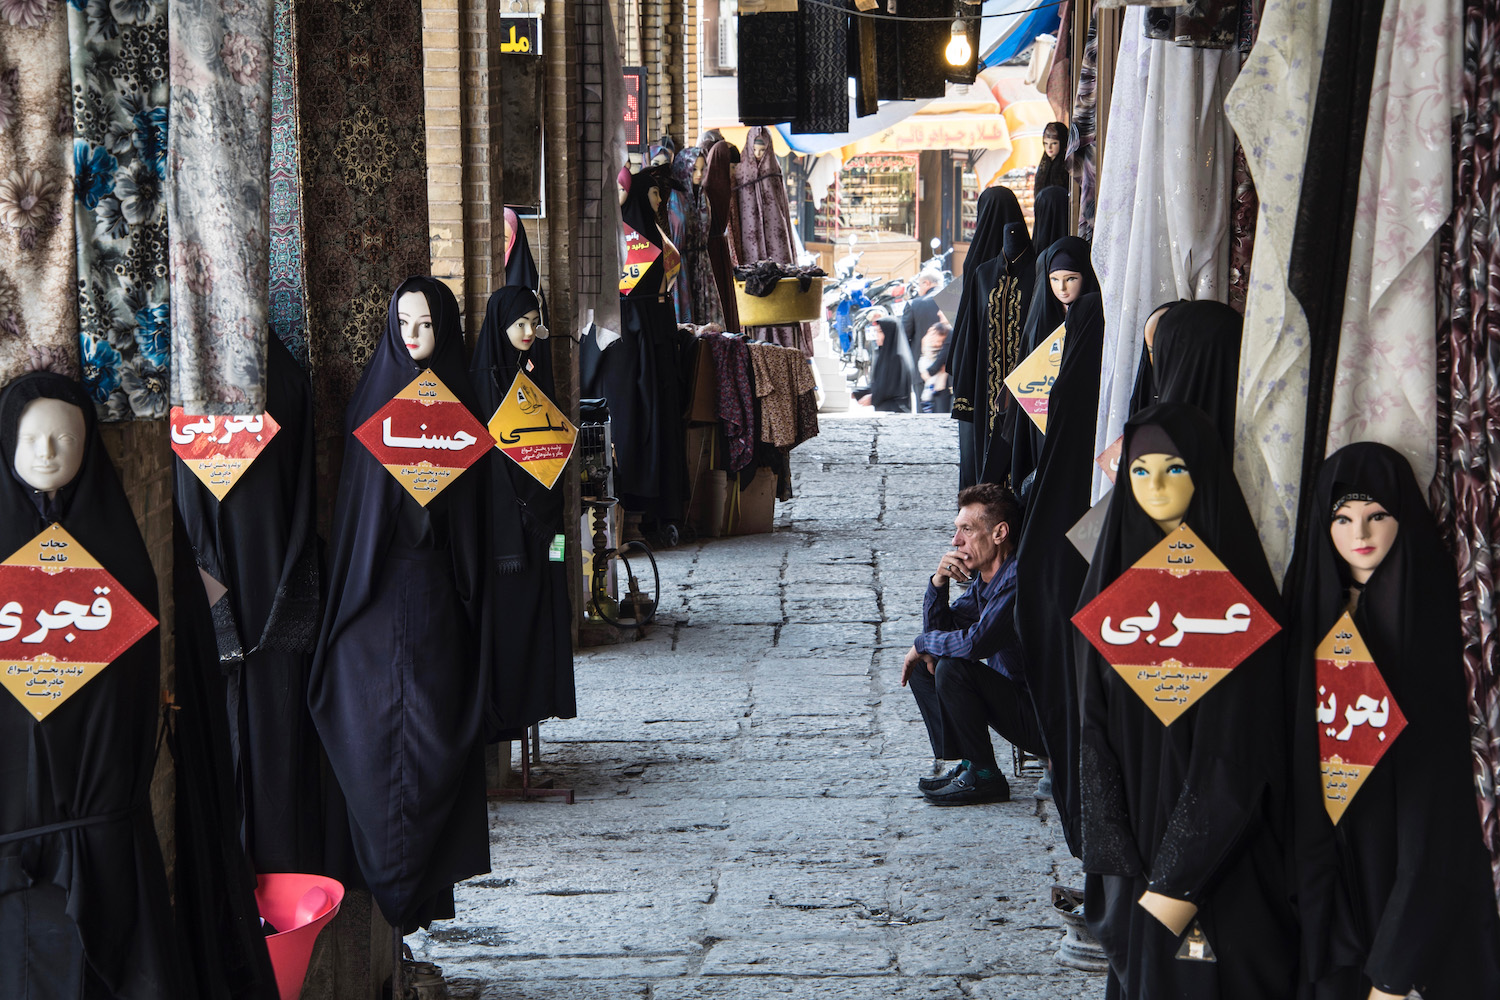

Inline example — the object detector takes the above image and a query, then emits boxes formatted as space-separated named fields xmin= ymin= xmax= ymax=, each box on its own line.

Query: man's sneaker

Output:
xmin=918 ymin=761 xmax=967 ymax=792
xmin=923 ymin=767 xmax=1011 ymax=805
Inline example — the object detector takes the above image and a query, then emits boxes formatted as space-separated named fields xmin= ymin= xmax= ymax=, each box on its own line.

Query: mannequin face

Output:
xmin=1043 ymin=135 xmax=1060 ymax=158
xmin=618 ymin=178 xmax=629 ymax=206
xmin=13 ymin=397 xmax=86 ymax=496
xmin=398 ymin=290 xmax=435 ymax=361
xmin=506 ymin=309 xmax=543 ymax=353
xmin=1129 ymin=452 xmax=1194 ymax=533
xmin=753 ymin=138 xmax=768 ymax=161
xmin=1050 ymin=269 xmax=1084 ymax=305
xmin=648 ymin=185 xmax=662 ymax=213
xmin=650 ymin=149 xmax=670 ymax=167
xmin=1330 ymin=500 xmax=1398 ymax=585
xmin=692 ymin=155 xmax=706 ymax=186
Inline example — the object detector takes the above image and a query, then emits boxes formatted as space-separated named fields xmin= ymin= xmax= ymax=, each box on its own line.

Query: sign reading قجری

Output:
xmin=0 ymin=524 xmax=157 ymax=720
xmin=1003 ymin=323 xmax=1066 ymax=433
xmin=1315 ymin=612 xmax=1406 ymax=824
xmin=1072 ymin=524 xmax=1282 ymax=725
xmin=353 ymin=369 xmax=494 ymax=506
xmin=169 ymin=409 xmax=282 ymax=500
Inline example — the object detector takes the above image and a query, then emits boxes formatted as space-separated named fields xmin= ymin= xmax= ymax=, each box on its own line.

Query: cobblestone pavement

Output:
xmin=416 ymin=414 xmax=1105 ymax=999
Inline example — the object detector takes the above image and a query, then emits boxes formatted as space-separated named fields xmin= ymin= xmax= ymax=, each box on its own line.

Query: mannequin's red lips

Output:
xmin=1354 ymin=546 xmax=1376 ymax=555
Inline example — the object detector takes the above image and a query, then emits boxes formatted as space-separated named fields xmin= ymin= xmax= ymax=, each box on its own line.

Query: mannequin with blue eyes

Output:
xmin=1128 ymin=452 xmax=1195 ymax=534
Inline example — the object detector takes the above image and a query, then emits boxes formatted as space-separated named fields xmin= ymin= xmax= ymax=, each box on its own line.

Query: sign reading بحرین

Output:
xmin=1072 ymin=524 xmax=1281 ymax=725
xmin=353 ymin=369 xmax=494 ymax=506
xmin=1316 ymin=612 xmax=1406 ymax=824
xmin=488 ymin=371 xmax=577 ymax=490
xmin=169 ymin=409 xmax=282 ymax=501
xmin=1003 ymin=323 xmax=1065 ymax=433
xmin=0 ymin=524 xmax=157 ymax=720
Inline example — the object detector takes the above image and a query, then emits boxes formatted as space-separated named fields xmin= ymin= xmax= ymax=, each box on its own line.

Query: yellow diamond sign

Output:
xmin=487 ymin=371 xmax=577 ymax=490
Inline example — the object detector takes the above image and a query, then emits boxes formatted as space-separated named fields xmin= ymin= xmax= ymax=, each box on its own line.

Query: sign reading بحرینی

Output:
xmin=169 ymin=409 xmax=282 ymax=501
xmin=1316 ymin=612 xmax=1406 ymax=824
xmin=488 ymin=371 xmax=577 ymax=490
xmin=1072 ymin=524 xmax=1281 ymax=725
xmin=1003 ymin=323 xmax=1065 ymax=433
xmin=0 ymin=524 xmax=157 ymax=721
xmin=353 ymin=369 xmax=494 ymax=507
xmin=620 ymin=224 xmax=662 ymax=294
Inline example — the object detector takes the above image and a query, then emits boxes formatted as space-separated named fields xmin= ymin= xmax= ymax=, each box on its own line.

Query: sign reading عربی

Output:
xmin=620 ymin=224 xmax=662 ymax=294
xmin=353 ymin=369 xmax=494 ymax=507
xmin=487 ymin=370 xmax=577 ymax=490
xmin=1096 ymin=435 xmax=1123 ymax=484
xmin=0 ymin=524 xmax=157 ymax=721
xmin=1003 ymin=323 xmax=1065 ymax=433
xmin=169 ymin=409 xmax=282 ymax=501
xmin=1072 ymin=524 xmax=1281 ymax=725
xmin=1316 ymin=612 xmax=1406 ymax=824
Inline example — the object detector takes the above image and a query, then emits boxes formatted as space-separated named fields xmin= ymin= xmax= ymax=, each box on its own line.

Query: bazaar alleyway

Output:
xmin=415 ymin=414 xmax=1104 ymax=999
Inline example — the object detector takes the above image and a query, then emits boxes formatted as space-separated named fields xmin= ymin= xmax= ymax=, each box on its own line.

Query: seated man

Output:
xmin=901 ymin=483 xmax=1046 ymax=805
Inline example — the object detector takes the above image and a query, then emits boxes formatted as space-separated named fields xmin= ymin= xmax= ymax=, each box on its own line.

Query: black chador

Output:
xmin=957 ymin=221 xmax=1035 ymax=486
xmin=1075 ymin=403 xmax=1298 ymax=999
xmin=1013 ymin=292 xmax=1104 ymax=859
xmin=310 ymin=277 xmax=490 ymax=932
xmin=0 ymin=373 xmax=179 ymax=1000
xmin=175 ymin=334 xmax=323 ymax=875
xmin=868 ymin=317 xmax=918 ymax=413
xmin=1289 ymin=443 xmax=1500 ymax=999
xmin=1134 ymin=300 xmax=1242 ymax=454
xmin=949 ymin=185 xmax=1027 ymax=487
xmin=471 ymin=285 xmax=577 ymax=740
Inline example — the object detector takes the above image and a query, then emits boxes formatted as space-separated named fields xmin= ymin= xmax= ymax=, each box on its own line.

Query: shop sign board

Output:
xmin=487 ymin=370 xmax=577 ymax=490
xmin=169 ymin=409 xmax=282 ymax=500
xmin=354 ymin=369 xmax=494 ymax=506
xmin=1004 ymin=322 xmax=1065 ymax=433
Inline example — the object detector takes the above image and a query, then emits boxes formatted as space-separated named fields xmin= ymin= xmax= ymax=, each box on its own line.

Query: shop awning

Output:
xmin=978 ymin=0 xmax=1062 ymax=69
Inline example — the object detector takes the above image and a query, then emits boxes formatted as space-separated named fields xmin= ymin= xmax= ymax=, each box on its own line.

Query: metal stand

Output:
xmin=488 ymin=727 xmax=574 ymax=803
xmin=390 ymin=925 xmax=405 ymax=999
xmin=1011 ymin=744 xmax=1047 ymax=778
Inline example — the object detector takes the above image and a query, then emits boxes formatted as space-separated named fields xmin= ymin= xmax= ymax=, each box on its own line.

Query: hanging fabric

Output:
xmin=793 ymin=0 xmax=849 ymax=134
xmin=0 ymin=3 xmax=78 ymax=384
xmin=737 ymin=9 xmax=800 ymax=125
xmin=1064 ymin=12 xmax=1100 ymax=240
xmin=269 ymin=0 xmax=309 ymax=368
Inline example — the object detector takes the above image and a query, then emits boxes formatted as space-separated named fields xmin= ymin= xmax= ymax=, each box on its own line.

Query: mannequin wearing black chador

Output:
xmin=471 ymin=285 xmax=577 ymax=740
xmin=175 ymin=334 xmax=323 ymax=875
xmin=0 ymin=373 xmax=179 ymax=1000
xmin=1289 ymin=443 xmax=1500 ymax=1000
xmin=1075 ymin=403 xmax=1298 ymax=1000
xmin=310 ymin=276 xmax=490 ymax=932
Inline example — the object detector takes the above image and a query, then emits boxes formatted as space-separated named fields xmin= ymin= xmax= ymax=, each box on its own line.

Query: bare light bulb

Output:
xmin=945 ymin=18 xmax=971 ymax=66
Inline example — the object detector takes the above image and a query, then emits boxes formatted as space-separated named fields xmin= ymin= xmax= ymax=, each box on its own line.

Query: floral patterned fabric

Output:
xmin=1223 ymin=0 xmax=1332 ymax=583
xmin=68 ymin=0 xmax=169 ymax=419
xmin=0 ymin=0 xmax=78 ymax=383
xmin=268 ymin=0 xmax=306 ymax=367
xmin=1437 ymin=0 xmax=1500 ymax=894
xmin=1064 ymin=11 xmax=1099 ymax=241
xmin=1227 ymin=139 xmax=1257 ymax=315
xmin=168 ymin=0 xmax=273 ymax=415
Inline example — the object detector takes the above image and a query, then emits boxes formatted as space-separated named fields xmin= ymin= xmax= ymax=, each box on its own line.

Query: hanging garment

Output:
xmin=269 ymin=0 xmax=308 ymax=368
xmin=697 ymin=331 xmax=757 ymax=472
xmin=1173 ymin=0 xmax=1241 ymax=48
xmin=1030 ymin=185 xmax=1069 ymax=258
xmin=704 ymin=140 xmax=742 ymax=333
xmin=0 ymin=9 xmax=78 ymax=385
xmin=793 ymin=1 xmax=849 ymax=134
xmin=470 ymin=286 xmax=576 ymax=740
xmin=966 ymin=225 xmax=1036 ymax=485
xmin=0 ymin=373 xmax=179 ymax=1000
xmin=175 ymin=335 xmax=323 ymax=875
xmin=868 ymin=318 xmax=917 ymax=414
xmin=68 ymin=0 xmax=170 ymax=419
xmin=737 ymin=9 xmax=799 ymax=125
xmin=1076 ymin=403 xmax=1299 ymax=1000
xmin=668 ymin=148 xmax=720 ymax=327
xmin=1091 ymin=8 xmax=1240 ymax=503
xmin=734 ymin=127 xmax=807 ymax=356
xmin=1064 ymin=12 xmax=1100 ymax=240
xmin=1289 ymin=444 xmax=1500 ymax=1000
xmin=1013 ymin=292 xmax=1105 ymax=859
xmin=1046 ymin=1 xmax=1074 ymax=123
xmin=948 ymin=186 xmax=1029 ymax=487
xmin=750 ymin=340 xmax=818 ymax=442
xmin=1147 ymin=300 xmax=1243 ymax=454
xmin=1007 ymin=236 xmax=1100 ymax=496
xmin=309 ymin=277 xmax=490 ymax=932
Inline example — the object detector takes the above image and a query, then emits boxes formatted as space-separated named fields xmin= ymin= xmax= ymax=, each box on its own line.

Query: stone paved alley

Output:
xmin=417 ymin=414 xmax=1106 ymax=999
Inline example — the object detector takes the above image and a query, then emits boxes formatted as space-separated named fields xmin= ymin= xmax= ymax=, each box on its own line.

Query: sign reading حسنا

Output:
xmin=169 ymin=409 xmax=282 ymax=501
xmin=1316 ymin=611 xmax=1406 ymax=824
xmin=620 ymin=224 xmax=662 ymax=294
xmin=0 ymin=524 xmax=157 ymax=720
xmin=1072 ymin=523 xmax=1281 ymax=725
xmin=353 ymin=369 xmax=494 ymax=507
xmin=1003 ymin=323 xmax=1065 ymax=433
xmin=488 ymin=371 xmax=577 ymax=490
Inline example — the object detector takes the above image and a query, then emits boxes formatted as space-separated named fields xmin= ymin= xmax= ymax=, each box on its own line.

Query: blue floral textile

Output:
xmin=268 ymin=0 xmax=306 ymax=367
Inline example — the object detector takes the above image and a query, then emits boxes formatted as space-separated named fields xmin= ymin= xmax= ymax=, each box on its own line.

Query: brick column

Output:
xmin=423 ymin=0 xmax=465 ymax=301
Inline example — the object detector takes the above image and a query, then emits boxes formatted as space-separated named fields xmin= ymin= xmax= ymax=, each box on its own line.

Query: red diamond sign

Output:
xmin=1316 ymin=612 xmax=1405 ymax=824
xmin=353 ymin=369 xmax=495 ymax=506
xmin=0 ymin=524 xmax=158 ymax=720
xmin=170 ymin=408 xmax=282 ymax=500
xmin=1072 ymin=523 xmax=1281 ymax=725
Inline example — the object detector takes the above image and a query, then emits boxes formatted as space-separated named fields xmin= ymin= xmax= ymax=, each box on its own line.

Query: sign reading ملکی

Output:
xmin=169 ymin=409 xmax=282 ymax=501
xmin=1003 ymin=323 xmax=1065 ymax=434
xmin=487 ymin=370 xmax=577 ymax=490
xmin=353 ymin=369 xmax=494 ymax=507
xmin=620 ymin=224 xmax=662 ymax=294
xmin=0 ymin=524 xmax=157 ymax=721
xmin=1072 ymin=523 xmax=1281 ymax=725
xmin=1316 ymin=611 xmax=1406 ymax=824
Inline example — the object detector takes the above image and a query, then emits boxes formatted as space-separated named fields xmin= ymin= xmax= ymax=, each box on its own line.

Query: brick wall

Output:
xmin=423 ymin=0 xmax=466 ymax=306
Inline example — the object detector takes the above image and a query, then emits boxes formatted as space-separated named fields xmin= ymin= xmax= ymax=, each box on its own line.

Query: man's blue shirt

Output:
xmin=914 ymin=556 xmax=1025 ymax=683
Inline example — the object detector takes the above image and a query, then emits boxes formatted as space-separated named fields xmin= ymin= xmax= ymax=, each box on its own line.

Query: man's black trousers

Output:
xmin=908 ymin=656 xmax=1046 ymax=770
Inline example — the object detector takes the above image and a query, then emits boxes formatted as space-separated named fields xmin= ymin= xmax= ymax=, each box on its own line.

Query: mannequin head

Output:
xmin=752 ymin=136 xmax=768 ymax=162
xmin=692 ymin=154 xmax=706 ymax=186
xmin=1330 ymin=496 xmax=1398 ymax=585
xmin=1143 ymin=302 xmax=1175 ymax=363
xmin=1049 ymin=269 xmax=1084 ymax=306
xmin=13 ymin=397 xmax=86 ymax=496
xmin=650 ymin=148 xmax=671 ymax=167
xmin=398 ymin=290 xmax=435 ymax=360
xmin=1129 ymin=441 xmax=1195 ymax=533
xmin=506 ymin=308 xmax=544 ymax=353
xmin=1042 ymin=121 xmax=1065 ymax=160
xmin=648 ymin=184 xmax=662 ymax=213
xmin=617 ymin=166 xmax=631 ymax=207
